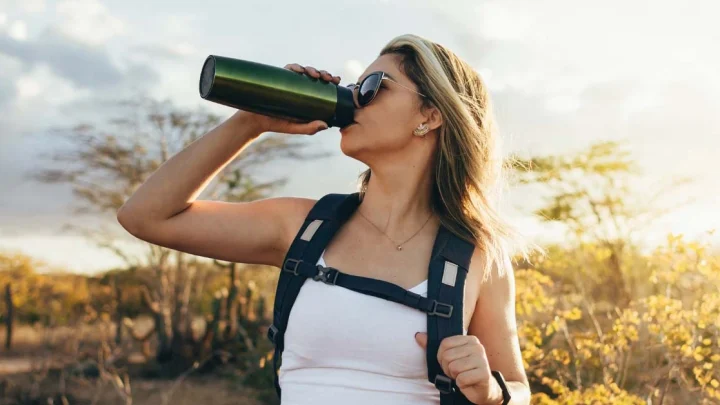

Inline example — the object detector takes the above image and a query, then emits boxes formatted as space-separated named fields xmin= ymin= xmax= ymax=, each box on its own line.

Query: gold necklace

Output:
xmin=356 ymin=209 xmax=433 ymax=251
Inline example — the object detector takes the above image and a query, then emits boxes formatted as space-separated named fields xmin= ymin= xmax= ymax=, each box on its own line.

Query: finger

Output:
xmin=305 ymin=66 xmax=321 ymax=79
xmin=299 ymin=120 xmax=329 ymax=135
xmin=319 ymin=70 xmax=333 ymax=82
xmin=440 ymin=345 xmax=474 ymax=376
xmin=415 ymin=332 xmax=428 ymax=350
xmin=284 ymin=116 xmax=307 ymax=123
xmin=446 ymin=355 xmax=483 ymax=380
xmin=455 ymin=367 xmax=488 ymax=389
xmin=284 ymin=63 xmax=305 ymax=74
xmin=437 ymin=335 xmax=474 ymax=362
xmin=332 ymin=75 xmax=341 ymax=85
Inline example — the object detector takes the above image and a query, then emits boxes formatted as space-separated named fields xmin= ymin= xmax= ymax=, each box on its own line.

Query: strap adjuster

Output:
xmin=429 ymin=300 xmax=453 ymax=318
xmin=434 ymin=374 xmax=455 ymax=394
xmin=283 ymin=259 xmax=301 ymax=275
xmin=267 ymin=324 xmax=280 ymax=344
xmin=313 ymin=265 xmax=339 ymax=285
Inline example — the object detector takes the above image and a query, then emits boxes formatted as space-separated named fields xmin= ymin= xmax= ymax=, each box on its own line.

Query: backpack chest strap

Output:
xmin=280 ymin=258 xmax=455 ymax=318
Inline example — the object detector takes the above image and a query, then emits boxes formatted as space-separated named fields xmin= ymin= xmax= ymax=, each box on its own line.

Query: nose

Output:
xmin=347 ymin=83 xmax=361 ymax=109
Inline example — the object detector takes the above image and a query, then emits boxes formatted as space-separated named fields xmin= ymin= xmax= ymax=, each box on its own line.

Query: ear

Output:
xmin=422 ymin=104 xmax=443 ymax=132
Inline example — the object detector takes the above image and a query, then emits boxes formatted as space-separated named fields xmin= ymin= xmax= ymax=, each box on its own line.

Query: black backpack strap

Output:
xmin=276 ymin=258 xmax=455 ymax=316
xmin=426 ymin=225 xmax=476 ymax=404
xmin=267 ymin=192 xmax=361 ymax=399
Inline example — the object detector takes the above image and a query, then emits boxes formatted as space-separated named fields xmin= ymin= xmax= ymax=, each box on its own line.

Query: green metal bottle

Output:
xmin=199 ymin=55 xmax=355 ymax=128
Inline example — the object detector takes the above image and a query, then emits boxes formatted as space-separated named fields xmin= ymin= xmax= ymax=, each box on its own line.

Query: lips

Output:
xmin=340 ymin=121 xmax=357 ymax=133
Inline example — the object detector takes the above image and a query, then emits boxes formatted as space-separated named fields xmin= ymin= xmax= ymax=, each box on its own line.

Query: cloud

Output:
xmin=7 ymin=20 xmax=27 ymax=40
xmin=343 ymin=59 xmax=366 ymax=81
xmin=0 ymin=53 xmax=19 ymax=108
xmin=0 ymin=0 xmax=160 ymax=231
xmin=0 ymin=21 xmax=161 ymax=103
xmin=20 ymin=0 xmax=46 ymax=13
xmin=131 ymin=42 xmax=199 ymax=61
xmin=473 ymin=1 xmax=532 ymax=41
xmin=160 ymin=14 xmax=199 ymax=38
xmin=435 ymin=0 xmax=719 ymax=101
xmin=0 ymin=28 xmax=126 ymax=89
xmin=55 ymin=0 xmax=126 ymax=46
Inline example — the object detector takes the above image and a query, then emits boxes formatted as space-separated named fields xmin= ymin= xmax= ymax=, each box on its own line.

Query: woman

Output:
xmin=117 ymin=34 xmax=531 ymax=404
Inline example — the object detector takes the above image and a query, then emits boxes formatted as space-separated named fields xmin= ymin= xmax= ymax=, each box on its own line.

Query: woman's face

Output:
xmin=339 ymin=53 xmax=427 ymax=164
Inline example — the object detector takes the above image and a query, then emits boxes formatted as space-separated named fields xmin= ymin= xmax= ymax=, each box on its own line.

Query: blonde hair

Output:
xmin=357 ymin=34 xmax=533 ymax=281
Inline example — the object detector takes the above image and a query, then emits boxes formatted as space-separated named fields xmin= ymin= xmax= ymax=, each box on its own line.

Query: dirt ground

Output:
xmin=0 ymin=370 xmax=267 ymax=405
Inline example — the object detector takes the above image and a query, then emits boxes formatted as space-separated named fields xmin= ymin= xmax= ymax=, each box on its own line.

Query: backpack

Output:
xmin=267 ymin=192 xmax=476 ymax=404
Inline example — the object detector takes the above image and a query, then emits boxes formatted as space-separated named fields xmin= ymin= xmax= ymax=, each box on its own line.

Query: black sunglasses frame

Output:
xmin=347 ymin=71 xmax=427 ymax=108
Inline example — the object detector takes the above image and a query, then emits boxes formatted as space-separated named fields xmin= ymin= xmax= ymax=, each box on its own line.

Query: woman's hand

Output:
xmin=233 ymin=63 xmax=342 ymax=136
xmin=415 ymin=332 xmax=504 ymax=405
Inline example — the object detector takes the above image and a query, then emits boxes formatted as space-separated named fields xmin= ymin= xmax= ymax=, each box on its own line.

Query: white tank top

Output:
xmin=278 ymin=251 xmax=467 ymax=405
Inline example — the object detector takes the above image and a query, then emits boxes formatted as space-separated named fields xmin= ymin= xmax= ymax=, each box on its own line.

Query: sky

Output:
xmin=0 ymin=0 xmax=718 ymax=273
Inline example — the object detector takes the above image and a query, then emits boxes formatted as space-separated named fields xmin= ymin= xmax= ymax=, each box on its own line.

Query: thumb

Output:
xmin=415 ymin=332 xmax=428 ymax=349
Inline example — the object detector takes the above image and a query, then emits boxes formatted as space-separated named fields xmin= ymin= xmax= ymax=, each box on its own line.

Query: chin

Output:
xmin=339 ymin=124 xmax=369 ymax=160
xmin=339 ymin=131 xmax=360 ymax=157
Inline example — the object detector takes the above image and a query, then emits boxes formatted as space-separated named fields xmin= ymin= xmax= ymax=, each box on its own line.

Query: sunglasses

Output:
xmin=346 ymin=71 xmax=427 ymax=107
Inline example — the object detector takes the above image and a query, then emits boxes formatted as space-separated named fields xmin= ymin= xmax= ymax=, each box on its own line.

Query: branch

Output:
xmin=140 ymin=285 xmax=160 ymax=314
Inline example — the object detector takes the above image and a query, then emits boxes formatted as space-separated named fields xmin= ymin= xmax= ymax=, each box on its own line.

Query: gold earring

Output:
xmin=413 ymin=123 xmax=429 ymax=137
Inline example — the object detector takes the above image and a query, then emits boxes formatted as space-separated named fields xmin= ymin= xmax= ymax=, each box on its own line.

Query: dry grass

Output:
xmin=1 ymin=371 xmax=265 ymax=405
xmin=0 ymin=322 xmax=270 ymax=405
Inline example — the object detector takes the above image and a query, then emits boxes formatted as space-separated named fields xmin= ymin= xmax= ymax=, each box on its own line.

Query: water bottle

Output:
xmin=199 ymin=55 xmax=355 ymax=128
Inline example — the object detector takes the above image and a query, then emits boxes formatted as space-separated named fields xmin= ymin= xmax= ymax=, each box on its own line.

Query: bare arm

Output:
xmin=116 ymin=63 xmax=341 ymax=267
xmin=116 ymin=111 xmax=312 ymax=266
xmin=467 ymin=251 xmax=532 ymax=404
xmin=118 ymin=111 xmax=261 ymax=230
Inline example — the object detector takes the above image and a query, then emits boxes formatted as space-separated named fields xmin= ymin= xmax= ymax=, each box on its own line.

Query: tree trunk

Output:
xmin=226 ymin=263 xmax=239 ymax=340
xmin=4 ymin=283 xmax=12 ymax=351
xmin=154 ymin=309 xmax=174 ymax=363
xmin=607 ymin=243 xmax=630 ymax=307
xmin=113 ymin=278 xmax=123 ymax=346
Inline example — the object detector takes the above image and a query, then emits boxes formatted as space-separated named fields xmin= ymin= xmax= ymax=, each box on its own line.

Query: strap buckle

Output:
xmin=429 ymin=300 xmax=453 ymax=318
xmin=434 ymin=374 xmax=455 ymax=394
xmin=283 ymin=258 xmax=302 ymax=276
xmin=313 ymin=265 xmax=339 ymax=285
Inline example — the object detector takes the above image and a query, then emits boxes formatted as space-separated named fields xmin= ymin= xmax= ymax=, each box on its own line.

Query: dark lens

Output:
xmin=358 ymin=73 xmax=381 ymax=106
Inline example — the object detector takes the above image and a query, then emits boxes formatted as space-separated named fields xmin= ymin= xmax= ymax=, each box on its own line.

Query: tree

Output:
xmin=509 ymin=140 xmax=696 ymax=305
xmin=0 ymin=252 xmax=91 ymax=326
xmin=33 ymin=97 xmax=329 ymax=372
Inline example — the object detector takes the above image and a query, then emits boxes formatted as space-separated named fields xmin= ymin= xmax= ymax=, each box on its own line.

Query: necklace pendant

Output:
xmin=397 ymin=245 xmax=403 ymax=251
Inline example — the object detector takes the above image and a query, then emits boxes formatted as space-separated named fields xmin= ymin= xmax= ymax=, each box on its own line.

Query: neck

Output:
xmin=358 ymin=156 xmax=436 ymax=239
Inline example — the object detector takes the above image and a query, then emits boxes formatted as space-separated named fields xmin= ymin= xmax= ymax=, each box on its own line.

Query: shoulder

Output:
xmin=469 ymin=244 xmax=515 ymax=304
xmin=279 ymin=196 xmax=317 ymax=225
xmin=468 ymin=242 xmax=514 ymax=287
xmin=273 ymin=197 xmax=317 ymax=253
xmin=468 ymin=235 xmax=514 ymax=274
xmin=278 ymin=193 xmax=363 ymax=255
